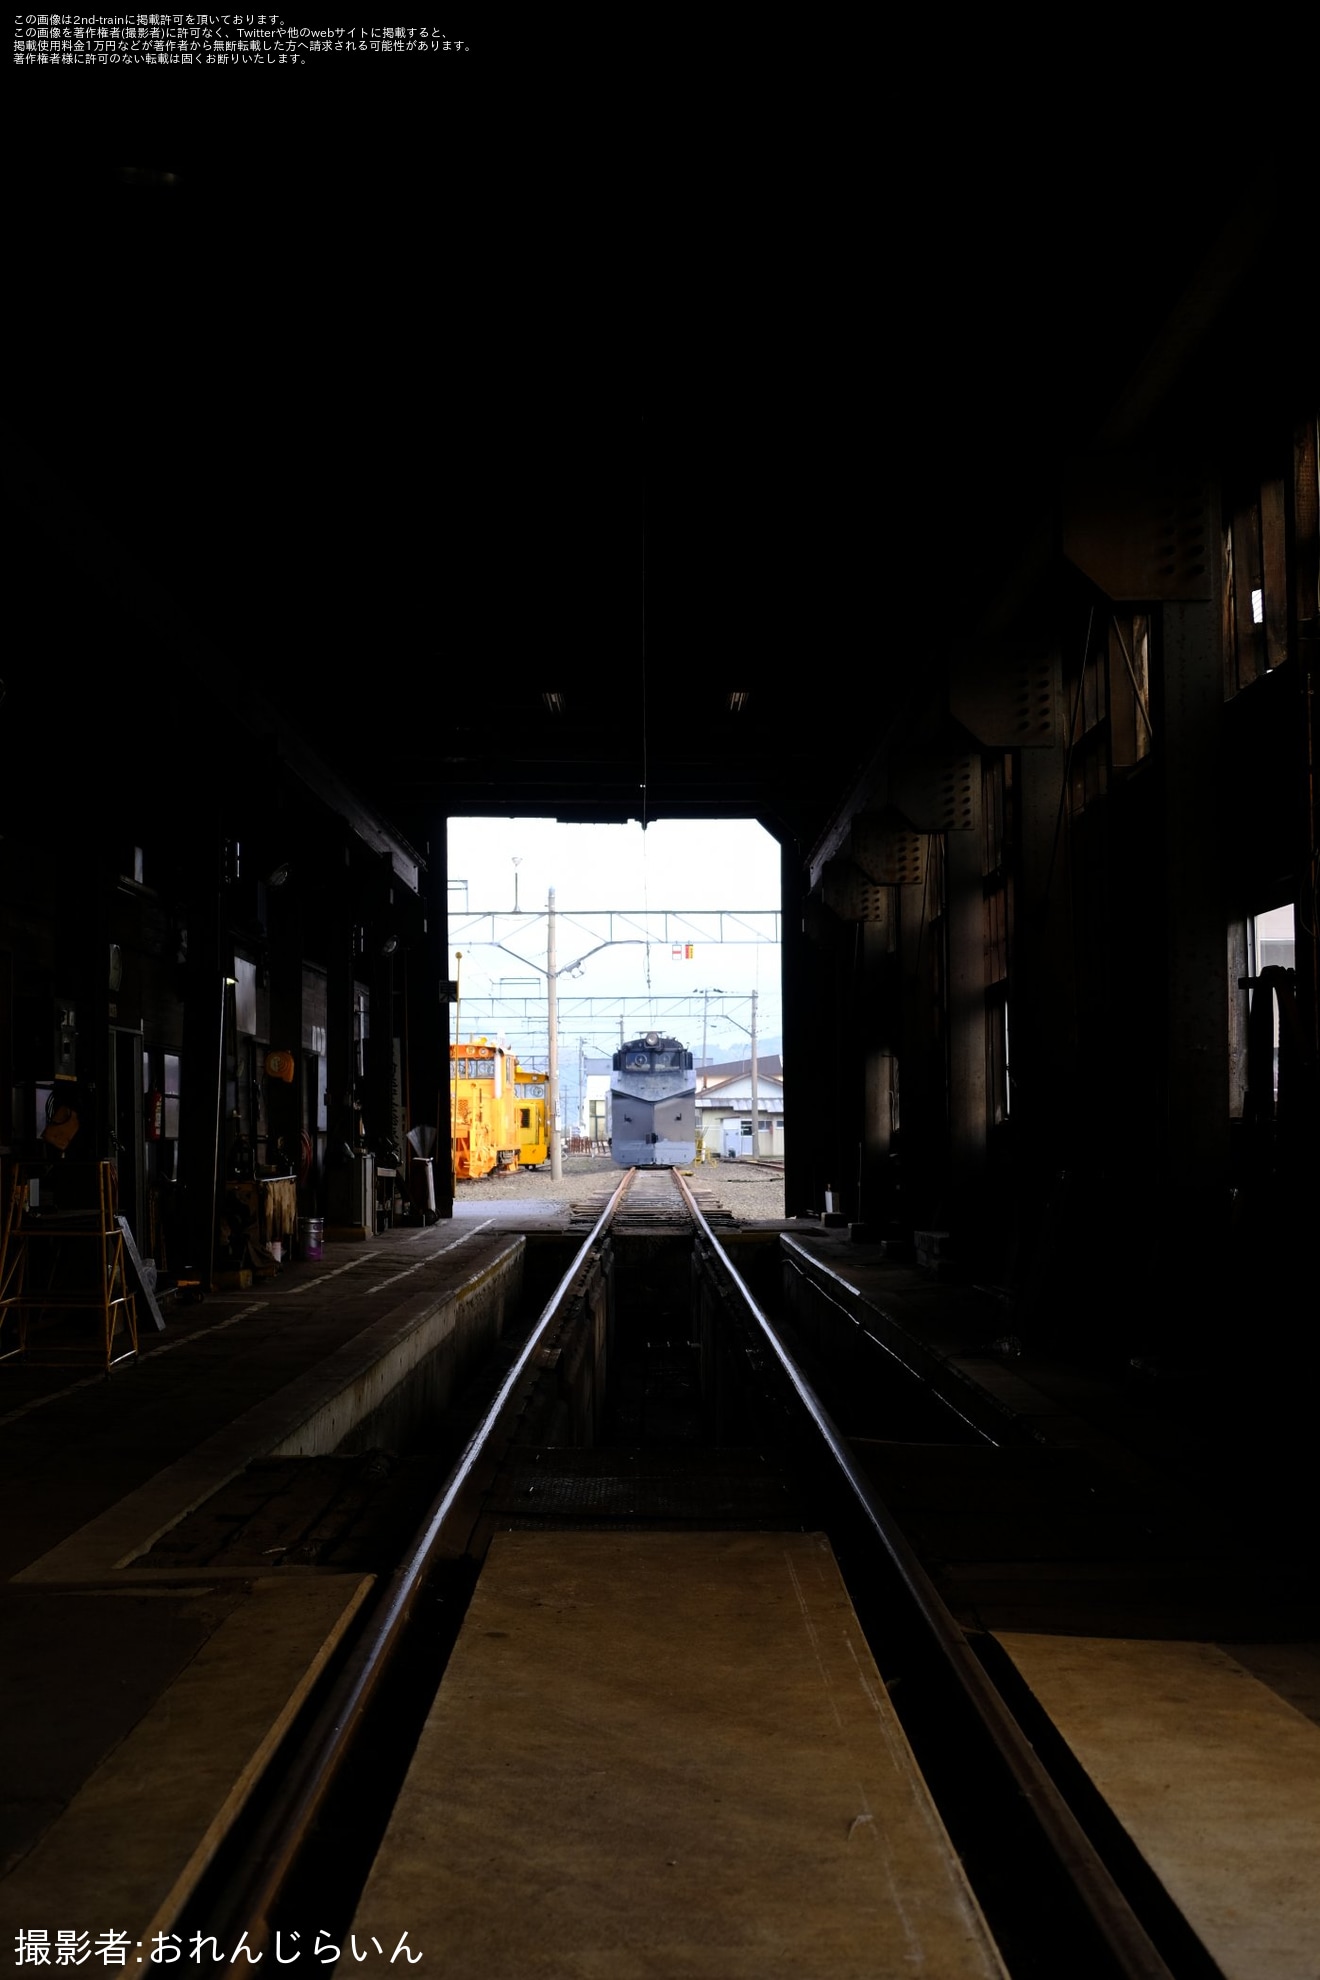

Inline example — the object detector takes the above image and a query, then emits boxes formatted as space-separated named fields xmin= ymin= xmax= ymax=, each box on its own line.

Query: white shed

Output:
xmin=694 ymin=1065 xmax=785 ymax=1161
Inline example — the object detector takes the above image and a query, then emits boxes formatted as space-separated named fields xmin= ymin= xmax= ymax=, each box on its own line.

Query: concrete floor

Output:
xmin=346 ymin=1529 xmax=1009 ymax=1980
xmin=995 ymin=1633 xmax=1320 ymax=1980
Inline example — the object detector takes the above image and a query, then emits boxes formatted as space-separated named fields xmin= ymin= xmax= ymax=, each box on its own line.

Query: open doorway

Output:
xmin=443 ymin=817 xmax=784 ymax=1183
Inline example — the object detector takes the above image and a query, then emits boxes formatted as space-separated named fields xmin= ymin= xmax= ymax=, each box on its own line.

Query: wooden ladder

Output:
xmin=0 ymin=1162 xmax=139 ymax=1371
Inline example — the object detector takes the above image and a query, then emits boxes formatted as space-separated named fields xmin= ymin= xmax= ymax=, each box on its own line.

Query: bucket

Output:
xmin=297 ymin=1216 xmax=324 ymax=1262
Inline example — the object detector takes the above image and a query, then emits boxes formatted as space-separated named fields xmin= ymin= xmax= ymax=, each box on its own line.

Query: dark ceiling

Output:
xmin=12 ymin=68 xmax=1312 ymax=859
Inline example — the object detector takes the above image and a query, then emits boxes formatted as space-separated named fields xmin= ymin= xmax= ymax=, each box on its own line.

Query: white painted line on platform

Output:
xmin=281 ymin=1253 xmax=375 ymax=1294
xmin=0 ymin=1370 xmax=126 ymax=1428
xmin=367 ymin=1221 xmax=494 ymax=1293
xmin=15 ymin=1246 xmax=527 ymax=1583
xmin=0 ymin=1304 xmax=271 ymax=1428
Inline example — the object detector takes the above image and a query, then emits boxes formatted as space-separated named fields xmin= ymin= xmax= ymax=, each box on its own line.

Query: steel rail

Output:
xmin=673 ymin=1168 xmax=1177 ymax=1980
xmin=779 ymin=1237 xmax=1011 ymax=1447
xmin=185 ymin=1167 xmax=637 ymax=1957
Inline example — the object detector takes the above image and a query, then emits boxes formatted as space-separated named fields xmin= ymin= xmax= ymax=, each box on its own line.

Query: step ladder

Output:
xmin=0 ymin=1162 xmax=139 ymax=1371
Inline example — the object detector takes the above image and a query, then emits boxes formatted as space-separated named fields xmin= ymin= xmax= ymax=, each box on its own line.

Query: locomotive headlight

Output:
xmin=645 ymin=1032 xmax=660 ymax=1047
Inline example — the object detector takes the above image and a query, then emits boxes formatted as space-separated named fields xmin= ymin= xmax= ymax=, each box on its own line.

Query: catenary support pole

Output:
xmin=548 ymin=887 xmax=562 ymax=1181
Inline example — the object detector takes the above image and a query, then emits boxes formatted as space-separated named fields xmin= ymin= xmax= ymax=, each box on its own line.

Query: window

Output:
xmin=233 ymin=956 xmax=258 ymax=1036
xmin=1251 ymin=905 xmax=1296 ymax=1111
xmin=1223 ymin=473 xmax=1288 ymax=695
xmin=1254 ymin=904 xmax=1296 ymax=976
xmin=1232 ymin=904 xmax=1296 ymax=1119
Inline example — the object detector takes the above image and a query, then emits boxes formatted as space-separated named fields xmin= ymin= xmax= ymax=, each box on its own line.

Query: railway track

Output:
xmin=169 ymin=1167 xmax=1185 ymax=1979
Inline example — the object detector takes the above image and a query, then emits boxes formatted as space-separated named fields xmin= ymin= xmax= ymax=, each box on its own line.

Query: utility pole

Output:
xmin=578 ymin=1036 xmax=587 ymax=1143
xmin=484 ymin=905 xmax=652 ymax=1182
xmin=750 ymin=987 xmax=759 ymax=1164
xmin=699 ymin=986 xmax=724 ymax=1088
xmin=548 ymin=886 xmax=561 ymax=1181
xmin=698 ymin=986 xmax=723 ymax=1165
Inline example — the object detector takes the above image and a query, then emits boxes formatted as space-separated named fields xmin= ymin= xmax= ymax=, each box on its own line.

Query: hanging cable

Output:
xmin=641 ymin=822 xmax=654 ymax=1018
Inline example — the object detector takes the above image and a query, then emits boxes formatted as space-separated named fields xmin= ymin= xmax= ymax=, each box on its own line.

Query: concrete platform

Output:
xmin=1 ymin=1223 xmax=533 ymax=1583
xmin=344 ymin=1528 xmax=1008 ymax=1980
xmin=994 ymin=1633 xmax=1320 ymax=1980
xmin=0 ymin=1213 xmax=549 ymax=1951
xmin=0 ymin=1573 xmax=373 ymax=1953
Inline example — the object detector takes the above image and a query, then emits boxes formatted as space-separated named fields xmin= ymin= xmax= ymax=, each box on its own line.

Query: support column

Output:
xmin=178 ymin=812 xmax=226 ymax=1283
xmin=366 ymin=854 xmax=403 ymax=1168
xmin=1013 ymin=743 xmax=1077 ymax=1171
xmin=1163 ymin=595 xmax=1229 ymax=1192
xmin=265 ymin=874 xmax=303 ymax=1181
xmin=858 ymin=905 xmax=898 ymax=1234
xmin=406 ymin=816 xmax=453 ymax=1220
xmin=325 ymin=841 xmax=358 ymax=1162
xmin=946 ymin=823 xmax=988 ymax=1244
xmin=895 ymin=857 xmax=942 ymax=1232
xmin=779 ymin=834 xmax=821 ymax=1218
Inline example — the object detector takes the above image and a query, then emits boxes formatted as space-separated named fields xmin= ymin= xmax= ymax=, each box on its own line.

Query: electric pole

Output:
xmin=699 ymin=986 xmax=724 ymax=1087
xmin=578 ymin=1036 xmax=587 ymax=1144
xmin=698 ymin=987 xmax=723 ymax=1165
xmin=548 ymin=886 xmax=561 ymax=1181
xmin=750 ymin=987 xmax=759 ymax=1163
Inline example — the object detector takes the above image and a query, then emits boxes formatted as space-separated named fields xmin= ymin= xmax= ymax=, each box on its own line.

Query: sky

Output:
xmin=445 ymin=818 xmax=783 ymax=1078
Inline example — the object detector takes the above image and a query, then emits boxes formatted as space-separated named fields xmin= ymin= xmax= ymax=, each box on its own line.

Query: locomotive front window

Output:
xmin=625 ymin=1051 xmax=650 ymax=1070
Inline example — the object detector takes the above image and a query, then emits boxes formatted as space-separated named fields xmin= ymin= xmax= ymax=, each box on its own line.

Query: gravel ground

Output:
xmin=453 ymin=1152 xmax=787 ymax=1224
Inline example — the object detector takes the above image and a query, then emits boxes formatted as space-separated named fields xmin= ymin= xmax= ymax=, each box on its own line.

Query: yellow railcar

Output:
xmin=450 ymin=1041 xmax=518 ymax=1180
xmin=512 ymin=1062 xmax=549 ymax=1168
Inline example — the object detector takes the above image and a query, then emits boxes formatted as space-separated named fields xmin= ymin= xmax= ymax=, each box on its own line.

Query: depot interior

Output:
xmin=4 ymin=109 xmax=1317 ymax=1508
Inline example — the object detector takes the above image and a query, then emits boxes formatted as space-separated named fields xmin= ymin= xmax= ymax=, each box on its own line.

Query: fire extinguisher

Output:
xmin=145 ymin=1090 xmax=164 ymax=1141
